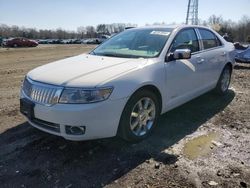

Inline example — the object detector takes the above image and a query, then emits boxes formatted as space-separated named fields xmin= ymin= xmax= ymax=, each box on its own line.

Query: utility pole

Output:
xmin=186 ymin=0 xmax=199 ymax=25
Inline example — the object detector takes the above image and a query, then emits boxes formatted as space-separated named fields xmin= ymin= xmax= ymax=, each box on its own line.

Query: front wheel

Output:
xmin=215 ymin=65 xmax=232 ymax=95
xmin=118 ymin=89 xmax=160 ymax=142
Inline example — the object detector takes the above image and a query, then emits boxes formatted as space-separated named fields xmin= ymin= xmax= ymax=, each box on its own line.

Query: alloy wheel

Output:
xmin=129 ymin=97 xmax=156 ymax=137
xmin=221 ymin=68 xmax=231 ymax=92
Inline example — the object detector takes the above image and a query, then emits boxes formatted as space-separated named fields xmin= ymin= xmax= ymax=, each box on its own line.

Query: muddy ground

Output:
xmin=0 ymin=45 xmax=249 ymax=188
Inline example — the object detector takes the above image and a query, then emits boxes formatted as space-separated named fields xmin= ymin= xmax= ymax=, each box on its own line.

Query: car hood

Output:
xmin=28 ymin=54 xmax=148 ymax=87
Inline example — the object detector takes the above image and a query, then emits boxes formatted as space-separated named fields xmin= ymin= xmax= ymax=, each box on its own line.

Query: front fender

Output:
xmin=103 ymin=60 xmax=167 ymax=112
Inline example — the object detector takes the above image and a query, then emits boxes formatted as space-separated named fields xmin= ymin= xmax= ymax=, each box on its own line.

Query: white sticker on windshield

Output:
xmin=150 ymin=31 xmax=170 ymax=36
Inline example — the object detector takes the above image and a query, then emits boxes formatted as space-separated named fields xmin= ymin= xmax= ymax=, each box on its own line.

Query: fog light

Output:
xmin=65 ymin=126 xmax=85 ymax=135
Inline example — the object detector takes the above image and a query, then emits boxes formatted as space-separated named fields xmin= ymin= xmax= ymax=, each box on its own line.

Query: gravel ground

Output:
xmin=0 ymin=45 xmax=249 ymax=188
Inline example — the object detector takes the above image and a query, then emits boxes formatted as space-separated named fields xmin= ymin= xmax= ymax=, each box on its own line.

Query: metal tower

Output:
xmin=186 ymin=0 xmax=199 ymax=25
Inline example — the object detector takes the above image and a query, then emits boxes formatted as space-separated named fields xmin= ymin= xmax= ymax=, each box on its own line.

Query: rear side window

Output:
xmin=170 ymin=29 xmax=199 ymax=53
xmin=199 ymin=29 xmax=222 ymax=50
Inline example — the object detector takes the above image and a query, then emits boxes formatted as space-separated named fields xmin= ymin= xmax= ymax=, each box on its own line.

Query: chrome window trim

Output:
xmin=165 ymin=27 xmax=201 ymax=62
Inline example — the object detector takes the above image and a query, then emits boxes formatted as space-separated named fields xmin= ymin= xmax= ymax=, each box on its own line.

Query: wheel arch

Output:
xmin=117 ymin=84 xmax=163 ymax=140
xmin=225 ymin=62 xmax=233 ymax=73
xmin=128 ymin=84 xmax=163 ymax=114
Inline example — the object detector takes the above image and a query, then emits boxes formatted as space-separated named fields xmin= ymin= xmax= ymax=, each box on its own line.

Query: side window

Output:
xmin=170 ymin=29 xmax=199 ymax=53
xmin=216 ymin=36 xmax=222 ymax=46
xmin=199 ymin=29 xmax=222 ymax=50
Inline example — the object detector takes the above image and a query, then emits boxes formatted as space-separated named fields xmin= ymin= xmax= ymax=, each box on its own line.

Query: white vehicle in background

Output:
xmin=20 ymin=25 xmax=235 ymax=142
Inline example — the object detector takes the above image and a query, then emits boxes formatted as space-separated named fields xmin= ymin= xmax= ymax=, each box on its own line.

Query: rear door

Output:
xmin=197 ymin=28 xmax=226 ymax=87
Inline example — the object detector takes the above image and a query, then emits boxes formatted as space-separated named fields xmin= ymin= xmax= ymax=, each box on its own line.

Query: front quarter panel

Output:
xmin=100 ymin=59 xmax=166 ymax=113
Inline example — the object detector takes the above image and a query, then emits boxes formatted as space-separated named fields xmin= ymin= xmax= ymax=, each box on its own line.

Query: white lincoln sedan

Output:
xmin=20 ymin=25 xmax=235 ymax=142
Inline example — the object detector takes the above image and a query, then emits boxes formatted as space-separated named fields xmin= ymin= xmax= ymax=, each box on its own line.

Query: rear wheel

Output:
xmin=118 ymin=89 xmax=160 ymax=142
xmin=13 ymin=44 xmax=18 ymax=48
xmin=215 ymin=65 xmax=232 ymax=95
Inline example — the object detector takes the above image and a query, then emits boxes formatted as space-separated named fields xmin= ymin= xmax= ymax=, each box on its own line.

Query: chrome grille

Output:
xmin=22 ymin=78 xmax=63 ymax=106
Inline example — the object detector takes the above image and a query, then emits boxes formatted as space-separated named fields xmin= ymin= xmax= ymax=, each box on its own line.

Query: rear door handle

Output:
xmin=221 ymin=52 xmax=227 ymax=56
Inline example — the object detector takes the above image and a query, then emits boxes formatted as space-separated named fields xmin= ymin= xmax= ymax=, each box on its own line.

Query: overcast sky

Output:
xmin=0 ymin=0 xmax=250 ymax=30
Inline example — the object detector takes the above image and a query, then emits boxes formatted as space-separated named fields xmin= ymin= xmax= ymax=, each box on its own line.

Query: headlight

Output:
xmin=59 ymin=87 xmax=113 ymax=104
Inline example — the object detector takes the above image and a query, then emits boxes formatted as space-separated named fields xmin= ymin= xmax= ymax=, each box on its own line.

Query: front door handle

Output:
xmin=197 ymin=57 xmax=205 ymax=64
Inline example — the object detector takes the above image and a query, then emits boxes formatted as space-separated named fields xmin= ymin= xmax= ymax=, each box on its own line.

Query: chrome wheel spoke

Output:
xmin=135 ymin=126 xmax=142 ymax=135
xmin=148 ymin=115 xmax=154 ymax=121
xmin=131 ymin=112 xmax=139 ymax=118
xmin=131 ymin=118 xmax=139 ymax=130
xmin=147 ymin=106 xmax=154 ymax=113
xmin=134 ymin=122 xmax=143 ymax=135
xmin=143 ymin=123 xmax=149 ymax=131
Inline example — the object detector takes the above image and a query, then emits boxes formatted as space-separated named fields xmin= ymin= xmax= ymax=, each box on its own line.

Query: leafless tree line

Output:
xmin=202 ymin=15 xmax=250 ymax=43
xmin=0 ymin=15 xmax=249 ymax=42
xmin=0 ymin=23 xmax=137 ymax=39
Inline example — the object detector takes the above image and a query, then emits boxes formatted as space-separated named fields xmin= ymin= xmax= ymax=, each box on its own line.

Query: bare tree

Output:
xmin=1 ymin=18 xmax=248 ymax=43
xmin=200 ymin=15 xmax=250 ymax=43
xmin=77 ymin=26 xmax=86 ymax=39
xmin=208 ymin=15 xmax=223 ymax=26
xmin=85 ymin=26 xmax=96 ymax=38
xmin=96 ymin=24 xmax=106 ymax=34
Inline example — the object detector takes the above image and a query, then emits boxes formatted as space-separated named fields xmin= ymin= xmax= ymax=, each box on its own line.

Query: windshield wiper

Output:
xmin=99 ymin=53 xmax=142 ymax=58
xmin=92 ymin=51 xmax=145 ymax=58
xmin=100 ymin=53 xmax=119 ymax=57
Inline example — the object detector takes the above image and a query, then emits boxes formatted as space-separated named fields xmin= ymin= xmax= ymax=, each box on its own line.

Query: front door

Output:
xmin=164 ymin=28 xmax=204 ymax=111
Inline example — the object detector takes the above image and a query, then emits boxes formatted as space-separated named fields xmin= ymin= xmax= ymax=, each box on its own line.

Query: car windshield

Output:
xmin=91 ymin=28 xmax=173 ymax=58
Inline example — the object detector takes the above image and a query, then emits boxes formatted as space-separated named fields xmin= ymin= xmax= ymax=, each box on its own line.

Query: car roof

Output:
xmin=131 ymin=24 xmax=212 ymax=31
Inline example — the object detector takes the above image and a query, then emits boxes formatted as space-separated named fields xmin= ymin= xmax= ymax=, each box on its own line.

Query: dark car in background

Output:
xmin=96 ymin=35 xmax=110 ymax=44
xmin=37 ymin=39 xmax=49 ymax=44
xmin=47 ymin=39 xmax=63 ymax=44
xmin=83 ymin=35 xmax=110 ymax=44
xmin=84 ymin=38 xmax=100 ymax=44
xmin=4 ymin=38 xmax=38 ymax=47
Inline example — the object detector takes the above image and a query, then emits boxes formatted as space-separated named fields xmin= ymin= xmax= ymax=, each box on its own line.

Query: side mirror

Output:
xmin=173 ymin=49 xmax=191 ymax=60
xmin=166 ymin=49 xmax=191 ymax=62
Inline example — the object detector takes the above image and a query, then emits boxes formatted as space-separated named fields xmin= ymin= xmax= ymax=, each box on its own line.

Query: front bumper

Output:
xmin=20 ymin=93 xmax=128 ymax=141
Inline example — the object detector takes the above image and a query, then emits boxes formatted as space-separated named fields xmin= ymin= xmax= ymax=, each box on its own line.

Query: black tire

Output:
xmin=215 ymin=65 xmax=232 ymax=95
xmin=13 ymin=44 xmax=18 ymax=48
xmin=118 ymin=89 xmax=160 ymax=142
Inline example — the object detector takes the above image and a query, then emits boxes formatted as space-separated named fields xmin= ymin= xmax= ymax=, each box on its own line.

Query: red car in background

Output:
xmin=4 ymin=38 xmax=38 ymax=47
